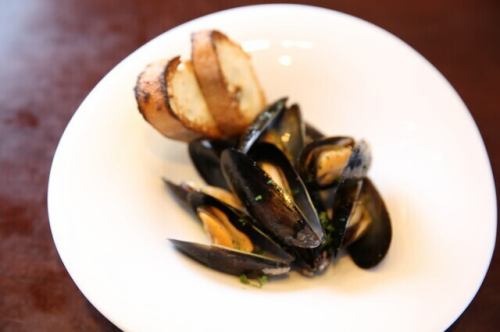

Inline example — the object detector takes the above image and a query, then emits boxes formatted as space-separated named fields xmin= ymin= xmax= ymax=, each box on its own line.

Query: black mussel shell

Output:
xmin=238 ymin=98 xmax=306 ymax=165
xmin=305 ymin=123 xmax=325 ymax=143
xmin=164 ymin=179 xmax=240 ymax=211
xmin=189 ymin=138 xmax=236 ymax=190
xmin=188 ymin=191 xmax=294 ymax=263
xmin=307 ymin=186 xmax=338 ymax=256
xmin=248 ymin=143 xmax=324 ymax=242
xmin=170 ymin=239 xmax=290 ymax=278
xmin=309 ymin=186 xmax=338 ymax=223
xmin=329 ymin=179 xmax=364 ymax=254
xmin=346 ymin=178 xmax=392 ymax=269
xmin=163 ymin=179 xmax=194 ymax=207
xmin=291 ymin=246 xmax=331 ymax=276
xmin=259 ymin=103 xmax=305 ymax=165
xmin=239 ymin=98 xmax=288 ymax=154
xmin=221 ymin=148 xmax=322 ymax=248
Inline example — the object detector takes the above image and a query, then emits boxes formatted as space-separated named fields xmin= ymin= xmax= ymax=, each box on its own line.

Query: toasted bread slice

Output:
xmin=135 ymin=59 xmax=198 ymax=141
xmin=135 ymin=57 xmax=221 ymax=140
xmin=166 ymin=57 xmax=222 ymax=138
xmin=192 ymin=30 xmax=266 ymax=136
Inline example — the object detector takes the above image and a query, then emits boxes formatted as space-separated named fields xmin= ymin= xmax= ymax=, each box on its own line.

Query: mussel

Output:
xmin=188 ymin=138 xmax=236 ymax=190
xmin=329 ymin=178 xmax=392 ymax=268
xmin=239 ymin=98 xmax=305 ymax=165
xmin=298 ymin=136 xmax=371 ymax=189
xmin=238 ymin=98 xmax=287 ymax=154
xmin=344 ymin=178 xmax=392 ymax=268
xmin=170 ymin=240 xmax=290 ymax=278
xmin=188 ymin=190 xmax=294 ymax=262
xmin=220 ymin=148 xmax=323 ymax=248
xmin=247 ymin=143 xmax=324 ymax=243
xmin=168 ymin=184 xmax=293 ymax=277
xmin=258 ymin=103 xmax=305 ymax=164
xmin=245 ymin=143 xmax=332 ymax=275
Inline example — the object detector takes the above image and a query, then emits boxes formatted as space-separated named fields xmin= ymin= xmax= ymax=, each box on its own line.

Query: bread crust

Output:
xmin=135 ymin=58 xmax=199 ymax=141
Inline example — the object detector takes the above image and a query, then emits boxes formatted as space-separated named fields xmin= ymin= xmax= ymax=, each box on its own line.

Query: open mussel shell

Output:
xmin=329 ymin=178 xmax=391 ymax=268
xmin=298 ymin=136 xmax=371 ymax=189
xmin=248 ymin=143 xmax=324 ymax=242
xmin=299 ymin=136 xmax=354 ymax=189
xmin=188 ymin=191 xmax=294 ymax=263
xmin=221 ymin=148 xmax=322 ymax=249
xmin=170 ymin=239 xmax=290 ymax=278
xmin=239 ymin=98 xmax=287 ymax=154
xmin=188 ymin=138 xmax=236 ymax=190
xmin=259 ymin=103 xmax=305 ymax=164
xmin=239 ymin=98 xmax=305 ymax=165
xmin=346 ymin=178 xmax=392 ymax=269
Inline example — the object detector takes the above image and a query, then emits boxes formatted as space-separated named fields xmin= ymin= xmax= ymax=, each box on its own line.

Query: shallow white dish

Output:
xmin=48 ymin=4 xmax=496 ymax=332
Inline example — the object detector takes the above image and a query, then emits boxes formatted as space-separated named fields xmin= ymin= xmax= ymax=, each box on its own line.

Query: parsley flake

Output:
xmin=239 ymin=274 xmax=250 ymax=285
xmin=257 ymin=275 xmax=268 ymax=287
xmin=239 ymin=274 xmax=268 ymax=288
xmin=319 ymin=211 xmax=329 ymax=226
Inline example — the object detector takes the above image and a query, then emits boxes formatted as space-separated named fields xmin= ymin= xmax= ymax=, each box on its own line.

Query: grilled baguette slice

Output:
xmin=192 ymin=30 xmax=266 ymax=137
xmin=135 ymin=57 xmax=221 ymax=141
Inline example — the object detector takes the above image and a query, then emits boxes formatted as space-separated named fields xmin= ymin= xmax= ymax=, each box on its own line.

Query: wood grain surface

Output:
xmin=0 ymin=0 xmax=498 ymax=331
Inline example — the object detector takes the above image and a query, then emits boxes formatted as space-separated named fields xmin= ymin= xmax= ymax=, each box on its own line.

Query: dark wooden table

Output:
xmin=1 ymin=0 xmax=498 ymax=331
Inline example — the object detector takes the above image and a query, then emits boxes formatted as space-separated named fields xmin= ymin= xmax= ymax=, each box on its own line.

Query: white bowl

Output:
xmin=48 ymin=4 xmax=496 ymax=332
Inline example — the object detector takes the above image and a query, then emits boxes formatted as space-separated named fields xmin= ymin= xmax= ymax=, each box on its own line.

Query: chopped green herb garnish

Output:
xmin=258 ymin=275 xmax=268 ymax=286
xmin=254 ymin=195 xmax=263 ymax=202
xmin=239 ymin=274 xmax=268 ymax=288
xmin=239 ymin=274 xmax=250 ymax=285
xmin=266 ymin=179 xmax=274 ymax=185
xmin=238 ymin=218 xmax=247 ymax=225
xmin=319 ymin=211 xmax=329 ymax=226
